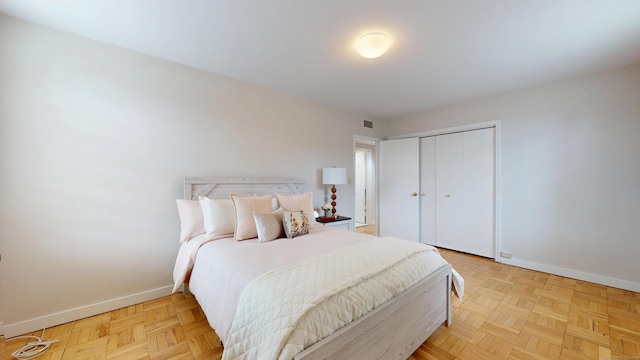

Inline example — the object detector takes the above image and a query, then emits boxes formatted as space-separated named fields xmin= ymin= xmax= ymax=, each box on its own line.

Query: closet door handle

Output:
xmin=445 ymin=194 xmax=451 ymax=198
xmin=411 ymin=192 xmax=418 ymax=197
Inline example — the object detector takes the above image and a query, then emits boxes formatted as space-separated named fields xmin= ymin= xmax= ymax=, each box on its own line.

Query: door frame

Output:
xmin=388 ymin=120 xmax=502 ymax=262
xmin=353 ymin=135 xmax=379 ymax=235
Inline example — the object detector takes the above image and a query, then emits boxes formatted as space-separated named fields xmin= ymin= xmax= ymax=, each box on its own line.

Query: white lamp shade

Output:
xmin=322 ymin=167 xmax=347 ymax=185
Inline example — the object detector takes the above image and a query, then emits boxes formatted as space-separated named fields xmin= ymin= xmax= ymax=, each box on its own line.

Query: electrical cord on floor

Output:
xmin=8 ymin=329 xmax=58 ymax=360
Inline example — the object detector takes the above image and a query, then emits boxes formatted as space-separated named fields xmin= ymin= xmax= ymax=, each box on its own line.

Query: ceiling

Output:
xmin=1 ymin=1 xmax=640 ymax=120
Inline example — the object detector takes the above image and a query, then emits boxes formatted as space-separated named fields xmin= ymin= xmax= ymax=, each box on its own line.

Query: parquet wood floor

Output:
xmin=355 ymin=224 xmax=376 ymax=235
xmin=2 ymin=248 xmax=638 ymax=359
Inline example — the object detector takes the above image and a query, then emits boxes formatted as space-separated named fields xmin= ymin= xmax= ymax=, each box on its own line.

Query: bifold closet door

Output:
xmin=419 ymin=137 xmax=436 ymax=246
xmin=435 ymin=133 xmax=465 ymax=251
xmin=461 ymin=128 xmax=495 ymax=257
xmin=379 ymin=137 xmax=420 ymax=242
xmin=435 ymin=128 xmax=495 ymax=258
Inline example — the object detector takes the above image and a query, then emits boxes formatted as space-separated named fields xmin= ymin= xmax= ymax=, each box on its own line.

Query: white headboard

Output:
xmin=184 ymin=177 xmax=306 ymax=200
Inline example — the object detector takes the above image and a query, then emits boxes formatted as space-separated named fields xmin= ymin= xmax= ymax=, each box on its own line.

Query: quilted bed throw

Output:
xmin=222 ymin=237 xmax=448 ymax=360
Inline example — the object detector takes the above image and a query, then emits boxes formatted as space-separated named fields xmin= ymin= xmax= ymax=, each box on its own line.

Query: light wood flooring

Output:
xmin=355 ymin=224 xmax=376 ymax=235
xmin=2 ymin=249 xmax=639 ymax=360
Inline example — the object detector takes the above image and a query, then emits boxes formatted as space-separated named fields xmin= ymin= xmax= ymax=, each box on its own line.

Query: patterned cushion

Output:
xmin=282 ymin=210 xmax=310 ymax=239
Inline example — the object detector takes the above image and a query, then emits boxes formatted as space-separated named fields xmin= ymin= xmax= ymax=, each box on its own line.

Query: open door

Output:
xmin=378 ymin=137 xmax=420 ymax=241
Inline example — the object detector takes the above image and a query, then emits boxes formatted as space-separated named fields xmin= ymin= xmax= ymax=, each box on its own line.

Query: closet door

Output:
xmin=435 ymin=133 xmax=465 ymax=251
xmin=379 ymin=138 xmax=420 ymax=241
xmin=433 ymin=128 xmax=495 ymax=258
xmin=419 ymin=137 xmax=436 ymax=245
xmin=462 ymin=128 xmax=495 ymax=257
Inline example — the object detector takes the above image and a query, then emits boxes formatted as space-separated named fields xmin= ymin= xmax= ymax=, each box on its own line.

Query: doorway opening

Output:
xmin=354 ymin=136 xmax=378 ymax=236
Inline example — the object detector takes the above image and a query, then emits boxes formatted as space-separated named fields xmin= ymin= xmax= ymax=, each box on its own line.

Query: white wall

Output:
xmin=380 ymin=63 xmax=640 ymax=291
xmin=0 ymin=15 xmax=378 ymax=337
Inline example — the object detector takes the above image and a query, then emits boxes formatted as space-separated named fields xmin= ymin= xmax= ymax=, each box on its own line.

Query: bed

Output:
xmin=172 ymin=177 xmax=463 ymax=360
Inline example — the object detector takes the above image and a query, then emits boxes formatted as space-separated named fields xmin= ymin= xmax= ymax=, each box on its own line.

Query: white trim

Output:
xmin=501 ymin=258 xmax=640 ymax=293
xmin=494 ymin=121 xmax=502 ymax=264
xmin=387 ymin=119 xmax=501 ymax=140
xmin=3 ymin=285 xmax=172 ymax=338
xmin=353 ymin=134 xmax=379 ymax=144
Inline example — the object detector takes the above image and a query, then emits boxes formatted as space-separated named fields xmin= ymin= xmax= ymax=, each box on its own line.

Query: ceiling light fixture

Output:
xmin=356 ymin=32 xmax=390 ymax=59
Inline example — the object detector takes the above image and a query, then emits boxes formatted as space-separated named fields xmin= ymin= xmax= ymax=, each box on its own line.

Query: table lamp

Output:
xmin=322 ymin=167 xmax=347 ymax=217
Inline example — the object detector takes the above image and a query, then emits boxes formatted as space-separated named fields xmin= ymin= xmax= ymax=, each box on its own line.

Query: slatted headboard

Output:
xmin=184 ymin=177 xmax=306 ymax=200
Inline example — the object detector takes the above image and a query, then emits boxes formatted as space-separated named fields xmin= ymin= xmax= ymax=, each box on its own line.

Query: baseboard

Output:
xmin=3 ymin=285 xmax=172 ymax=338
xmin=501 ymin=257 xmax=640 ymax=292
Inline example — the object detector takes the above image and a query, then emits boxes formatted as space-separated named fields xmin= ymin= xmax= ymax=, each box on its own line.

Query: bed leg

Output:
xmin=446 ymin=272 xmax=452 ymax=327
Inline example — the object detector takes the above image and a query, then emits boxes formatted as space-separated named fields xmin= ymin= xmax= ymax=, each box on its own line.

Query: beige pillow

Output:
xmin=231 ymin=194 xmax=274 ymax=240
xmin=253 ymin=208 xmax=285 ymax=243
xmin=176 ymin=199 xmax=205 ymax=243
xmin=198 ymin=196 xmax=235 ymax=240
xmin=283 ymin=210 xmax=310 ymax=239
xmin=276 ymin=192 xmax=320 ymax=228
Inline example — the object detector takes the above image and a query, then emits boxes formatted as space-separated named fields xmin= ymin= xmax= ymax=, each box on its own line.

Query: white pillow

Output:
xmin=198 ymin=196 xmax=235 ymax=240
xmin=276 ymin=192 xmax=321 ymax=229
xmin=176 ymin=199 xmax=205 ymax=243
xmin=253 ymin=208 xmax=285 ymax=243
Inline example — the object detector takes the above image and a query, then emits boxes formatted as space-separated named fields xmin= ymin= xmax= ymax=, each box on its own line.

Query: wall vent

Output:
xmin=363 ymin=120 xmax=373 ymax=129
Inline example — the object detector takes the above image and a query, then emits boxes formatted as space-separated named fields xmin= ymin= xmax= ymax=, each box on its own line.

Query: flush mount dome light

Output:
xmin=356 ymin=32 xmax=390 ymax=59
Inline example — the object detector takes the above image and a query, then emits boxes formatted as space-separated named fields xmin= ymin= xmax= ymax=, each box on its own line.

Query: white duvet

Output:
xmin=175 ymin=227 xmax=372 ymax=341
xmin=172 ymin=227 xmax=464 ymax=360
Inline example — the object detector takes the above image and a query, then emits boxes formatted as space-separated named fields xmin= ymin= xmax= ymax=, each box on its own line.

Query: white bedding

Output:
xmin=223 ymin=237 xmax=449 ymax=360
xmin=173 ymin=226 xmax=464 ymax=359
xmin=181 ymin=226 xmax=368 ymax=341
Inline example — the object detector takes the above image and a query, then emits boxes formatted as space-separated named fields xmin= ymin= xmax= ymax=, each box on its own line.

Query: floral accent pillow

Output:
xmin=282 ymin=210 xmax=310 ymax=239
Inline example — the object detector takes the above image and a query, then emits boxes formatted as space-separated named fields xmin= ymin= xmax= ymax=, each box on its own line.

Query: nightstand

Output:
xmin=315 ymin=216 xmax=353 ymax=231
